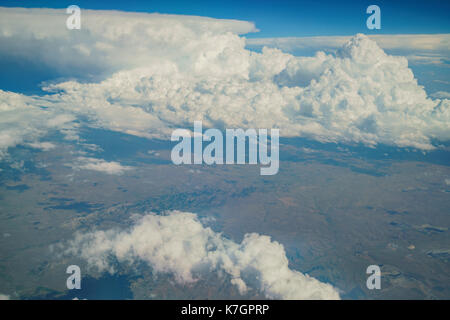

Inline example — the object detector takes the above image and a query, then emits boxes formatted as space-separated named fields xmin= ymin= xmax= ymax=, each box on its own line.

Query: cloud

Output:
xmin=65 ymin=210 xmax=340 ymax=300
xmin=0 ymin=7 xmax=449 ymax=155
xmin=0 ymin=89 xmax=75 ymax=160
xmin=405 ymin=54 xmax=450 ymax=65
xmin=0 ymin=294 xmax=10 ymax=300
xmin=247 ymin=34 xmax=450 ymax=71
xmin=71 ymin=157 xmax=133 ymax=175
xmin=27 ymin=141 xmax=56 ymax=151
xmin=0 ymin=7 xmax=257 ymax=79
xmin=43 ymin=33 xmax=449 ymax=150
xmin=431 ymin=91 xmax=450 ymax=99
xmin=434 ymin=80 xmax=450 ymax=85
xmin=247 ymin=34 xmax=450 ymax=53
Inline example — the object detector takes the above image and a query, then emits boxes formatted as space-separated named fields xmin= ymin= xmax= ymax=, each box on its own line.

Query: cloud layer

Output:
xmin=0 ymin=8 xmax=256 ymax=78
xmin=43 ymin=32 xmax=449 ymax=150
xmin=0 ymin=7 xmax=449 ymax=161
xmin=247 ymin=34 xmax=450 ymax=54
xmin=65 ymin=210 xmax=340 ymax=300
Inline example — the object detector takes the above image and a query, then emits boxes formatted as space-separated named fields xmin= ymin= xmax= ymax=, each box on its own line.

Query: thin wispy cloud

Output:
xmin=247 ymin=34 xmax=450 ymax=52
xmin=71 ymin=157 xmax=133 ymax=175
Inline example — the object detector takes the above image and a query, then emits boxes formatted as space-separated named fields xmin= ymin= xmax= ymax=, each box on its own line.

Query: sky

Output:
xmin=0 ymin=0 xmax=449 ymax=37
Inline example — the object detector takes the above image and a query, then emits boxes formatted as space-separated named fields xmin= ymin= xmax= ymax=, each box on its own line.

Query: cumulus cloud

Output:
xmin=71 ymin=157 xmax=132 ymax=175
xmin=43 ymin=33 xmax=449 ymax=150
xmin=65 ymin=210 xmax=340 ymax=300
xmin=0 ymin=7 xmax=449 ymax=157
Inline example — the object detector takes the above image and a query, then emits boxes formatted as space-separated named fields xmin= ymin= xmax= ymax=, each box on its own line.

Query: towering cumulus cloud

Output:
xmin=0 ymin=7 xmax=449 ymax=156
xmin=65 ymin=211 xmax=340 ymax=300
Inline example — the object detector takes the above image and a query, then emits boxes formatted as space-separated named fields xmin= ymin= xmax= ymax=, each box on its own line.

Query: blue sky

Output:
xmin=0 ymin=0 xmax=449 ymax=37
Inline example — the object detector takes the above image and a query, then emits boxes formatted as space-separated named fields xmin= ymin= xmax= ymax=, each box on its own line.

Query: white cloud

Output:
xmin=247 ymin=34 xmax=450 ymax=53
xmin=72 ymin=157 xmax=132 ymax=175
xmin=0 ymin=89 xmax=75 ymax=160
xmin=27 ymin=141 xmax=56 ymax=151
xmin=0 ymin=294 xmax=10 ymax=300
xmin=65 ymin=210 xmax=340 ymax=300
xmin=0 ymin=8 xmax=449 ymax=154
xmin=0 ymin=8 xmax=257 ymax=78
xmin=42 ymin=33 xmax=449 ymax=150
xmin=405 ymin=54 xmax=449 ymax=65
